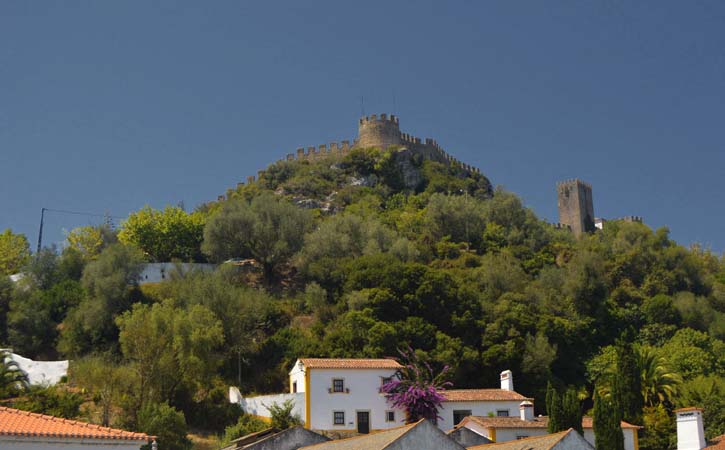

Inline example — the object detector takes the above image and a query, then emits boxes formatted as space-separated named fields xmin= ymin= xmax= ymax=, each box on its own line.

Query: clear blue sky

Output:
xmin=1 ymin=1 xmax=723 ymax=253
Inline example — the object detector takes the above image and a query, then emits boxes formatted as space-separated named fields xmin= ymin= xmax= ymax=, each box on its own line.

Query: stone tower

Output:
xmin=357 ymin=114 xmax=402 ymax=149
xmin=557 ymin=179 xmax=595 ymax=236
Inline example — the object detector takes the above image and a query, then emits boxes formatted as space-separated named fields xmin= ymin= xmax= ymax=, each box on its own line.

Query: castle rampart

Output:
xmin=238 ymin=114 xmax=481 ymax=187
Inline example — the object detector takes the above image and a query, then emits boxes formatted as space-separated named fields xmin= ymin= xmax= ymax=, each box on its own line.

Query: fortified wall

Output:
xmin=233 ymin=114 xmax=480 ymax=191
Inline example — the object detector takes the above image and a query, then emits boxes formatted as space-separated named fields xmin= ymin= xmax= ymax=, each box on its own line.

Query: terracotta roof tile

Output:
xmin=299 ymin=358 xmax=402 ymax=370
xmin=461 ymin=415 xmax=640 ymax=430
xmin=674 ymin=407 xmax=703 ymax=413
xmin=706 ymin=435 xmax=725 ymax=449
xmin=442 ymin=389 xmax=532 ymax=402
xmin=0 ymin=407 xmax=152 ymax=441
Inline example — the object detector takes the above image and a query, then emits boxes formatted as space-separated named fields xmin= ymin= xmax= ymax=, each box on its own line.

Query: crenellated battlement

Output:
xmin=359 ymin=113 xmax=399 ymax=125
xmin=619 ymin=215 xmax=643 ymax=223
xmin=237 ymin=113 xmax=482 ymax=190
xmin=557 ymin=178 xmax=592 ymax=190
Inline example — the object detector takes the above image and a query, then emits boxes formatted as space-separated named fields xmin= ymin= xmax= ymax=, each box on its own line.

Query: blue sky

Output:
xmin=1 ymin=1 xmax=723 ymax=253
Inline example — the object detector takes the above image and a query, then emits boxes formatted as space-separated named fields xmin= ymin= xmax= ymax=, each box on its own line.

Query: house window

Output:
xmin=333 ymin=411 xmax=345 ymax=425
xmin=332 ymin=379 xmax=344 ymax=393
xmin=496 ymin=410 xmax=509 ymax=417
xmin=453 ymin=410 xmax=472 ymax=425
xmin=516 ymin=435 xmax=529 ymax=440
xmin=292 ymin=381 xmax=297 ymax=393
xmin=386 ymin=411 xmax=395 ymax=422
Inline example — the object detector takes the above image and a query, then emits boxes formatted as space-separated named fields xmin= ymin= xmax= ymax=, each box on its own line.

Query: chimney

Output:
xmin=500 ymin=370 xmax=513 ymax=391
xmin=675 ymin=407 xmax=706 ymax=450
xmin=519 ymin=401 xmax=534 ymax=421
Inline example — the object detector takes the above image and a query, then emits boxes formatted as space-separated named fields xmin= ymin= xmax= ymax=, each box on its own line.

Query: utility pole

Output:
xmin=36 ymin=207 xmax=46 ymax=255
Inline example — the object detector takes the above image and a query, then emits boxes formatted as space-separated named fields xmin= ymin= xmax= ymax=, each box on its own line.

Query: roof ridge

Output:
xmin=545 ymin=428 xmax=572 ymax=450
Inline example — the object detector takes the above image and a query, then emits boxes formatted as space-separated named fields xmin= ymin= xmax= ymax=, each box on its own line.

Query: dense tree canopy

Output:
xmin=2 ymin=148 xmax=723 ymax=447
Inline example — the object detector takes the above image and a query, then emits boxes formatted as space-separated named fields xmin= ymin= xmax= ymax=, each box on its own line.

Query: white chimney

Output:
xmin=519 ymin=401 xmax=534 ymax=421
xmin=675 ymin=407 xmax=706 ymax=450
xmin=500 ymin=370 xmax=514 ymax=391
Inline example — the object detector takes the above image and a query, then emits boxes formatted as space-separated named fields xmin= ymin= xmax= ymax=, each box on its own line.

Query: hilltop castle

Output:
xmin=237 ymin=114 xmax=480 ymax=187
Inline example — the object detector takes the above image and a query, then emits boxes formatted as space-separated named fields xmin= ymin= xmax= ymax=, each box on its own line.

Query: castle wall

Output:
xmin=232 ymin=114 xmax=481 ymax=196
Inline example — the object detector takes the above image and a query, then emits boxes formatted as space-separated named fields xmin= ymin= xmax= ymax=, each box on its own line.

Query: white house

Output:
xmin=0 ymin=406 xmax=154 ymax=449
xmin=232 ymin=358 xmax=533 ymax=435
xmin=456 ymin=412 xmax=641 ymax=450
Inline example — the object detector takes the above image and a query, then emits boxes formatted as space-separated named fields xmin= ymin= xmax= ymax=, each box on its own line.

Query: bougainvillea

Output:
xmin=380 ymin=348 xmax=452 ymax=424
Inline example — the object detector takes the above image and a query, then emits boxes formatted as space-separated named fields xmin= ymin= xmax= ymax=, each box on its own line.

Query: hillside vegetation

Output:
xmin=1 ymin=147 xmax=723 ymax=449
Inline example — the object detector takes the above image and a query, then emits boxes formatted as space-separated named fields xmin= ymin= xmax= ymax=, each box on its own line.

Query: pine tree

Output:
xmin=563 ymin=388 xmax=583 ymax=434
xmin=546 ymin=382 xmax=562 ymax=433
xmin=593 ymin=389 xmax=624 ymax=450
xmin=616 ymin=341 xmax=644 ymax=425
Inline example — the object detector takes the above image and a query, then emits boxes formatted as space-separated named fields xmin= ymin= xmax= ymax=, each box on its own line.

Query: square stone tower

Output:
xmin=557 ymin=179 xmax=595 ymax=236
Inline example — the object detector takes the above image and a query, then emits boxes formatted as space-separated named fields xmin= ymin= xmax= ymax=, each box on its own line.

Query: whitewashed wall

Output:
xmin=308 ymin=368 xmax=404 ymax=431
xmin=436 ymin=400 xmax=524 ymax=431
xmin=138 ymin=263 xmax=216 ymax=284
xmin=239 ymin=392 xmax=305 ymax=421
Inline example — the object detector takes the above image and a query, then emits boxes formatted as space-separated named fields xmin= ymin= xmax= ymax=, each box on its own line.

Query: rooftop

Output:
xmin=459 ymin=415 xmax=640 ymax=430
xmin=297 ymin=358 xmax=402 ymax=370
xmin=0 ymin=406 xmax=152 ymax=441
xmin=467 ymin=428 xmax=579 ymax=450
xmin=707 ymin=435 xmax=725 ymax=449
xmin=442 ymin=389 xmax=532 ymax=402
xmin=300 ymin=420 xmax=420 ymax=450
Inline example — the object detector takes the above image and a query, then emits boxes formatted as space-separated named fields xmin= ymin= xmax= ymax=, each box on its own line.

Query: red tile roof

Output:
xmin=706 ymin=435 xmax=725 ymax=450
xmin=674 ymin=407 xmax=703 ymax=413
xmin=442 ymin=389 xmax=532 ymax=402
xmin=299 ymin=358 xmax=402 ymax=370
xmin=461 ymin=415 xmax=640 ymax=429
xmin=0 ymin=407 xmax=153 ymax=441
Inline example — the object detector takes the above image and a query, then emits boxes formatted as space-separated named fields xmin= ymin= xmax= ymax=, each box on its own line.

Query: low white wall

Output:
xmin=138 ymin=263 xmax=216 ymax=284
xmin=437 ymin=400 xmax=523 ymax=431
xmin=239 ymin=392 xmax=305 ymax=422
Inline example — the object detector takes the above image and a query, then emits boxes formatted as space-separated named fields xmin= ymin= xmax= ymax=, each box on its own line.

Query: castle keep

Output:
xmin=557 ymin=179 xmax=595 ymax=236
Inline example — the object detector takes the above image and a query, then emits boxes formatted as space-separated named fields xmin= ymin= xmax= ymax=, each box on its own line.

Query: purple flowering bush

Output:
xmin=380 ymin=348 xmax=452 ymax=424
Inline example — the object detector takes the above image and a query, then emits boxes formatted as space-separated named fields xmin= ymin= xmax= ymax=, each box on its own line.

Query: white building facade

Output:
xmin=234 ymin=358 xmax=532 ymax=435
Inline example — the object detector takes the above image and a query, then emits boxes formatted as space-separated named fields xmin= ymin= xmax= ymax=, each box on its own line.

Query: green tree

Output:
xmin=265 ymin=399 xmax=302 ymax=429
xmin=65 ymin=224 xmax=117 ymax=262
xmin=119 ymin=206 xmax=206 ymax=262
xmin=640 ymin=404 xmax=675 ymax=450
xmin=136 ymin=402 xmax=192 ymax=450
xmin=13 ymin=385 xmax=83 ymax=419
xmin=202 ymin=193 xmax=313 ymax=280
xmin=7 ymin=289 xmax=56 ymax=358
xmin=116 ymin=300 xmax=224 ymax=410
xmin=221 ymin=414 xmax=268 ymax=447
xmin=593 ymin=389 xmax=624 ymax=450
xmin=676 ymin=375 xmax=725 ymax=440
xmin=58 ymin=244 xmax=144 ymax=356
xmin=0 ymin=229 xmax=31 ymax=276
xmin=71 ymin=356 xmax=134 ymax=426
xmin=615 ymin=341 xmax=644 ymax=425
